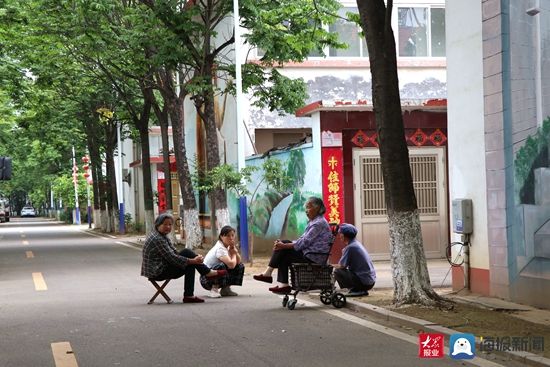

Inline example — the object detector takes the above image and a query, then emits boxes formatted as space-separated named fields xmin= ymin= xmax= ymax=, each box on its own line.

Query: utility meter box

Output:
xmin=452 ymin=198 xmax=473 ymax=234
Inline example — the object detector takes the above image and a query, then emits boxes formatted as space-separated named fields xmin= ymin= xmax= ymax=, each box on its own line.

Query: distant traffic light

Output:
xmin=0 ymin=157 xmax=12 ymax=180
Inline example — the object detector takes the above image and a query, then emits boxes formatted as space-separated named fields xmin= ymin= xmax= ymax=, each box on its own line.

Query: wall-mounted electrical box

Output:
xmin=452 ymin=198 xmax=473 ymax=234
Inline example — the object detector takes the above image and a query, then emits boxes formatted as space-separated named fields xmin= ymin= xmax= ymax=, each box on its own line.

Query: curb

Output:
xmin=343 ymin=298 xmax=550 ymax=367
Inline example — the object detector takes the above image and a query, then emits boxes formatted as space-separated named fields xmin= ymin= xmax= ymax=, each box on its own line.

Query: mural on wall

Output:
xmin=235 ymin=145 xmax=322 ymax=250
xmin=513 ymin=118 xmax=550 ymax=279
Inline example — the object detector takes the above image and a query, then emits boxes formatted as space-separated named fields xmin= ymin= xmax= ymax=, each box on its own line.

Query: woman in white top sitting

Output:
xmin=200 ymin=225 xmax=245 ymax=298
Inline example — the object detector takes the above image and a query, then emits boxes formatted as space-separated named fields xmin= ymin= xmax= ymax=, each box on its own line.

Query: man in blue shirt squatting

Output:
xmin=333 ymin=223 xmax=376 ymax=297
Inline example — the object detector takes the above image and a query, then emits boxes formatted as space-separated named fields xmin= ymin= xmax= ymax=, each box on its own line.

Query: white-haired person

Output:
xmin=200 ymin=225 xmax=245 ymax=298
xmin=141 ymin=212 xmax=226 ymax=303
xmin=253 ymin=196 xmax=333 ymax=294
xmin=333 ymin=223 xmax=376 ymax=297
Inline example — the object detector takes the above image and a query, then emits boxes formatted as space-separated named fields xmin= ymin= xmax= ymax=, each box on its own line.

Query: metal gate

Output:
xmin=353 ymin=147 xmax=447 ymax=260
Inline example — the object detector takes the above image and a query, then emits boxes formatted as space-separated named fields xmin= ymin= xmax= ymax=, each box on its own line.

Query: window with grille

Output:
xmin=360 ymin=154 xmax=438 ymax=216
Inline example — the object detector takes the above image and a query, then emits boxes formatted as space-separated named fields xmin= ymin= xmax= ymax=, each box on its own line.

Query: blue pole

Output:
xmin=239 ymin=196 xmax=249 ymax=262
xmin=119 ymin=203 xmax=125 ymax=234
xmin=75 ymin=207 xmax=80 ymax=225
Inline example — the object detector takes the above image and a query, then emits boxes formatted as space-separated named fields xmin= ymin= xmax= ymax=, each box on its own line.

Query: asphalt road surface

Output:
xmin=0 ymin=218 xmax=516 ymax=367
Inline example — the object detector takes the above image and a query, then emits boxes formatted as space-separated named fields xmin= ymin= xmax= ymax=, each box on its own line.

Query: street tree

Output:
xmin=356 ymin=0 xmax=447 ymax=306
xmin=140 ymin=0 xmax=343 ymax=235
xmin=0 ymin=0 xmax=131 ymax=226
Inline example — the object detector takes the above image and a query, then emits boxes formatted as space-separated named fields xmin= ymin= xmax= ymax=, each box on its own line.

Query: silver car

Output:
xmin=21 ymin=206 xmax=36 ymax=217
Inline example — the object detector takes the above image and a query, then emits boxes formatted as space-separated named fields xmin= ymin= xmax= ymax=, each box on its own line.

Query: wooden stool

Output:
xmin=148 ymin=279 xmax=173 ymax=304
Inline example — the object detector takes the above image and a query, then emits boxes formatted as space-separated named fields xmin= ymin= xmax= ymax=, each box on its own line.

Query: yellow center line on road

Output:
xmin=22 ymin=240 xmax=29 ymax=245
xmin=32 ymin=272 xmax=47 ymax=291
xmin=25 ymin=251 xmax=34 ymax=258
xmin=51 ymin=342 xmax=79 ymax=367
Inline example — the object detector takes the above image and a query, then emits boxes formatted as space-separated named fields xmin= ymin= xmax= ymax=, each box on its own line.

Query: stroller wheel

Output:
xmin=287 ymin=299 xmax=297 ymax=310
xmin=282 ymin=295 xmax=289 ymax=307
xmin=320 ymin=290 xmax=332 ymax=305
xmin=331 ymin=293 xmax=347 ymax=308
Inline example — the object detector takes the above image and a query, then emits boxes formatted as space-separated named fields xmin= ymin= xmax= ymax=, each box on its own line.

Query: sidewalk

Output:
xmin=84 ymin=227 xmax=550 ymax=366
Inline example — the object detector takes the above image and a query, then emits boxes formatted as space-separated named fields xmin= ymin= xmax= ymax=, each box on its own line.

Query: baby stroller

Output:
xmin=282 ymin=224 xmax=347 ymax=310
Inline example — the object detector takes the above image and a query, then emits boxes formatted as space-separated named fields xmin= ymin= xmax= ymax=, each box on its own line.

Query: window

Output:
xmin=398 ymin=7 xmax=445 ymax=57
xmin=360 ymin=154 xmax=438 ymax=216
xmin=327 ymin=7 xmax=368 ymax=58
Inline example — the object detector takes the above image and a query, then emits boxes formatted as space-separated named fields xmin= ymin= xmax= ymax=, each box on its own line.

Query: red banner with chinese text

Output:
xmin=321 ymin=147 xmax=344 ymax=225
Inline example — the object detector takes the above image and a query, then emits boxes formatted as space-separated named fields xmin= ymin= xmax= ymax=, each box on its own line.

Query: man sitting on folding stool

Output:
xmin=141 ymin=212 xmax=226 ymax=304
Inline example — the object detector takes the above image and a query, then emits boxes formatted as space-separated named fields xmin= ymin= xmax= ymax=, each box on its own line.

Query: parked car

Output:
xmin=0 ymin=201 xmax=5 ymax=223
xmin=2 ymin=201 xmax=10 ymax=222
xmin=21 ymin=206 xmax=36 ymax=217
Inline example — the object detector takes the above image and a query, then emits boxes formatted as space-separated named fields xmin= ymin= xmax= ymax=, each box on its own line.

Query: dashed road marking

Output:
xmin=32 ymin=272 xmax=47 ymax=291
xmin=22 ymin=240 xmax=29 ymax=245
xmin=51 ymin=342 xmax=79 ymax=367
xmin=25 ymin=251 xmax=34 ymax=258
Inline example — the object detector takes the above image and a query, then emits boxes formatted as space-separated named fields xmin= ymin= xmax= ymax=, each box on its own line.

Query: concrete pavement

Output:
xmin=84 ymin=227 xmax=550 ymax=366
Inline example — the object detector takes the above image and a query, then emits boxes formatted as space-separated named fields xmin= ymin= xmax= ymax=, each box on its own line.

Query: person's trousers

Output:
xmin=333 ymin=268 xmax=374 ymax=292
xmin=154 ymin=248 xmax=211 ymax=297
xmin=200 ymin=263 xmax=245 ymax=290
xmin=268 ymin=248 xmax=311 ymax=284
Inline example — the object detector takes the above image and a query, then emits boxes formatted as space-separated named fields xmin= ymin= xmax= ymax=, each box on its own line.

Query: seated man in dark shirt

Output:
xmin=333 ymin=223 xmax=376 ymax=297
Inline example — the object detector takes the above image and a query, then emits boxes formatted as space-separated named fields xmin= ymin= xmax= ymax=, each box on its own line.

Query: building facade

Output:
xmin=447 ymin=0 xmax=550 ymax=307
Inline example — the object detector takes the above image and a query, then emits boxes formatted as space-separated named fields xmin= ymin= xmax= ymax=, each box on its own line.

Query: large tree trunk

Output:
xmin=86 ymin=117 xmax=105 ymax=231
xmin=357 ymin=0 xmax=445 ymax=307
xmin=105 ymin=121 xmax=119 ymax=233
xmin=85 ymin=121 xmax=98 ymax=228
xmin=137 ymin=86 xmax=155 ymax=234
xmin=150 ymin=96 xmax=176 ymax=243
xmin=156 ymin=69 xmax=202 ymax=249
xmin=196 ymin=60 xmax=229 ymax=238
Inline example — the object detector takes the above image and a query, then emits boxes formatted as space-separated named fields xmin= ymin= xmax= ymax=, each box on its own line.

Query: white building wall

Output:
xmin=446 ymin=0 xmax=489 ymax=269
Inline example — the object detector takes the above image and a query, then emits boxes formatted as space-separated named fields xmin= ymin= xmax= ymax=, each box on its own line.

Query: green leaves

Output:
xmin=193 ymin=162 xmax=258 ymax=197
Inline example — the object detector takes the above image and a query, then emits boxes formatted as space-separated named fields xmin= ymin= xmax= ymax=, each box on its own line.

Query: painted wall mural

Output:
xmin=512 ymin=118 xmax=550 ymax=287
xmin=232 ymin=145 xmax=322 ymax=253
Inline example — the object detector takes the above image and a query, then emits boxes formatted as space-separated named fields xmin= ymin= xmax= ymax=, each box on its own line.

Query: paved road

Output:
xmin=0 ymin=219 xmax=515 ymax=367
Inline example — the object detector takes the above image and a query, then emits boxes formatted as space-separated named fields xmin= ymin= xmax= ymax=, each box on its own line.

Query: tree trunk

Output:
xmin=197 ymin=60 xmax=229 ymax=235
xmin=137 ymin=86 xmax=155 ymax=234
xmin=105 ymin=121 xmax=119 ymax=233
xmin=157 ymin=103 xmax=173 ymax=213
xmin=86 ymin=117 xmax=104 ymax=231
xmin=156 ymin=69 xmax=202 ymax=249
xmin=357 ymin=0 xmax=445 ymax=307
xmin=151 ymin=97 xmax=176 ymax=242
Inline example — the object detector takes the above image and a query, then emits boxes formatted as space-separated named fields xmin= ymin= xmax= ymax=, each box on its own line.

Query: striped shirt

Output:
xmin=293 ymin=215 xmax=333 ymax=264
xmin=141 ymin=229 xmax=188 ymax=279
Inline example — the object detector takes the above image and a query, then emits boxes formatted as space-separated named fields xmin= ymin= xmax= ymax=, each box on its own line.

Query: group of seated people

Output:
xmin=141 ymin=196 xmax=376 ymax=303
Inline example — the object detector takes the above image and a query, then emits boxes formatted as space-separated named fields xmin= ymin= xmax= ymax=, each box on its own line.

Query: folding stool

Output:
xmin=147 ymin=279 xmax=173 ymax=304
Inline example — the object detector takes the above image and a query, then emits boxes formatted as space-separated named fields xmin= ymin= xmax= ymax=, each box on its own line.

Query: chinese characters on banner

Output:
xmin=321 ymin=147 xmax=344 ymax=224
